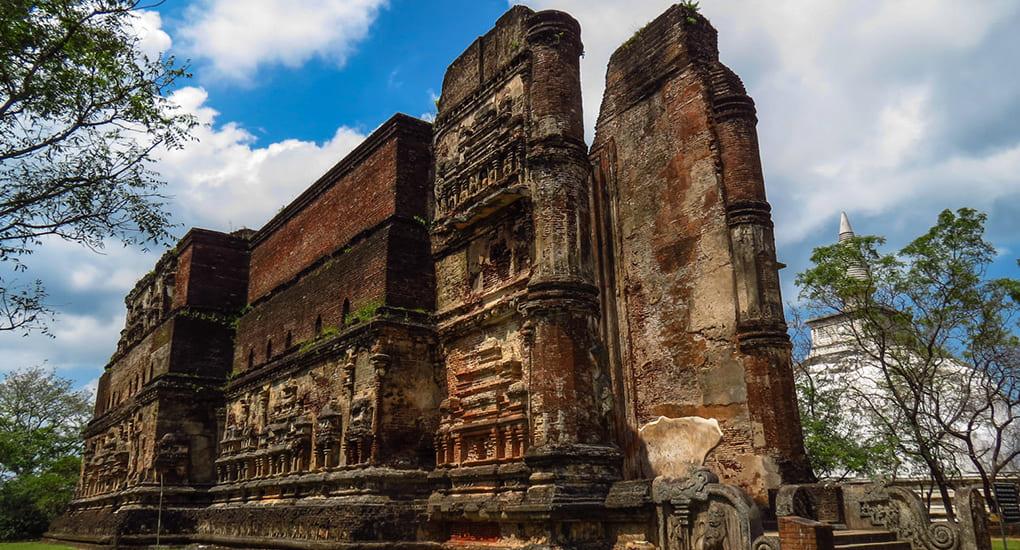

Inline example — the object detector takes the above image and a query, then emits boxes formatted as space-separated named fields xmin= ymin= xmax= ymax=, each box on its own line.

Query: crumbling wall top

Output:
xmin=438 ymin=5 xmax=533 ymax=114
xmin=595 ymin=6 xmax=719 ymax=138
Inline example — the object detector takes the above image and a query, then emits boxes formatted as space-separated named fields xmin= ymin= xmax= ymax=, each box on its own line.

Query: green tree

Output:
xmin=789 ymin=308 xmax=901 ymax=480
xmin=796 ymin=208 xmax=1020 ymax=520
xmin=0 ymin=367 xmax=91 ymax=540
xmin=0 ymin=0 xmax=195 ymax=334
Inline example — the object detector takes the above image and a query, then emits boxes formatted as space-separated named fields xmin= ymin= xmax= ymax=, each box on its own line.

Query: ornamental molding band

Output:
xmin=44 ymin=4 xmax=991 ymax=550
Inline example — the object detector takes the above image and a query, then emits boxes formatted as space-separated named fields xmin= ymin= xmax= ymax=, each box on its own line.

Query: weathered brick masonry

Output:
xmin=589 ymin=5 xmax=812 ymax=499
xmin=51 ymin=5 xmax=983 ymax=550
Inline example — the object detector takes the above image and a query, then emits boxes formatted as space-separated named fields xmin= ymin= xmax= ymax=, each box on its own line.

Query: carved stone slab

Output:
xmin=639 ymin=416 xmax=722 ymax=478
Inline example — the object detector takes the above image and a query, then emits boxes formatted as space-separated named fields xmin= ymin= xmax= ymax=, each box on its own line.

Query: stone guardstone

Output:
xmin=639 ymin=416 xmax=723 ymax=478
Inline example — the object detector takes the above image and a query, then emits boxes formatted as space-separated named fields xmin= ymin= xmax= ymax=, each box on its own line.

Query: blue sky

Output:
xmin=3 ymin=0 xmax=1020 ymax=392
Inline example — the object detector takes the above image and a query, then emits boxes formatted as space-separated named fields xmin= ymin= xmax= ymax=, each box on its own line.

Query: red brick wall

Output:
xmin=172 ymin=230 xmax=248 ymax=313
xmin=247 ymin=141 xmax=398 ymax=303
xmin=170 ymin=316 xmax=237 ymax=379
xmin=385 ymin=221 xmax=435 ymax=311
xmin=235 ymin=115 xmax=433 ymax=374
xmin=779 ymin=516 xmax=835 ymax=550
xmin=94 ymin=321 xmax=174 ymax=416
xmin=173 ymin=246 xmax=193 ymax=311
xmin=180 ymin=230 xmax=249 ymax=312
xmin=233 ymin=228 xmax=390 ymax=373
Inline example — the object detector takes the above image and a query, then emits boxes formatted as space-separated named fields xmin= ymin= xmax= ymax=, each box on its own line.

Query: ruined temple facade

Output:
xmin=48 ymin=5 xmax=987 ymax=550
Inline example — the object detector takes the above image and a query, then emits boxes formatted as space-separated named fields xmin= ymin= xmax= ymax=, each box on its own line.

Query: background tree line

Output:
xmin=0 ymin=367 xmax=91 ymax=540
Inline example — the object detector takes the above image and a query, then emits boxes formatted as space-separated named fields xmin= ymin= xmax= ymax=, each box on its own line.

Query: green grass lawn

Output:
xmin=993 ymin=539 xmax=1020 ymax=550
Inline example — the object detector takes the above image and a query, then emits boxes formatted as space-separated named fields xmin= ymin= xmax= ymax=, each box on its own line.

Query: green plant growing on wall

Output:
xmin=230 ymin=304 xmax=253 ymax=329
xmin=178 ymin=308 xmax=235 ymax=328
xmin=680 ymin=0 xmax=700 ymax=24
xmin=299 ymin=325 xmax=341 ymax=354
xmin=413 ymin=215 xmax=430 ymax=229
xmin=345 ymin=299 xmax=384 ymax=325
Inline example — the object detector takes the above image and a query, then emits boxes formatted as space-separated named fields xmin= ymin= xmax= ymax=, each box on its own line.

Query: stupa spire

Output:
xmin=838 ymin=211 xmax=855 ymax=243
xmin=837 ymin=211 xmax=869 ymax=280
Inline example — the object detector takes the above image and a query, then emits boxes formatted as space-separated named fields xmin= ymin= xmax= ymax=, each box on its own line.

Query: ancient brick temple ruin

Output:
xmin=47 ymin=5 xmax=991 ymax=550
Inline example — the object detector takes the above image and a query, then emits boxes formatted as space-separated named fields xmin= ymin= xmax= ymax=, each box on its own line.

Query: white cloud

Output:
xmin=68 ymin=264 xmax=143 ymax=293
xmin=129 ymin=10 xmax=172 ymax=59
xmin=60 ymin=240 xmax=154 ymax=293
xmin=0 ymin=309 xmax=124 ymax=378
xmin=0 ymin=87 xmax=369 ymax=388
xmin=179 ymin=0 xmax=388 ymax=81
xmin=516 ymin=0 xmax=1020 ymax=250
xmin=158 ymin=87 xmax=367 ymax=230
xmin=51 ymin=312 xmax=126 ymax=352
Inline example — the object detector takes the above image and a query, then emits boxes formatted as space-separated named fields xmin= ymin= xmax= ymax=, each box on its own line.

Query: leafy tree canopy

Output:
xmin=0 ymin=0 xmax=195 ymax=334
xmin=0 ymin=367 xmax=91 ymax=540
xmin=0 ymin=366 xmax=92 ymax=478
xmin=795 ymin=208 xmax=1020 ymax=518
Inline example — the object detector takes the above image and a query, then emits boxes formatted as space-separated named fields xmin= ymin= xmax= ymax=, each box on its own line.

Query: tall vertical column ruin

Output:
xmin=429 ymin=7 xmax=617 ymax=537
xmin=590 ymin=5 xmax=813 ymax=505
xmin=520 ymin=8 xmax=619 ymax=506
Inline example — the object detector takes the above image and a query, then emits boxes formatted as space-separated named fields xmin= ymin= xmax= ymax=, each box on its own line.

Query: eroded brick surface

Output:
xmin=590 ymin=5 xmax=812 ymax=502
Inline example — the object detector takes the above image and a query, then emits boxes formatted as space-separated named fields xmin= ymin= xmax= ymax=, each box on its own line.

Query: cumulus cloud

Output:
xmin=0 ymin=306 xmax=125 ymax=379
xmin=0 ymin=85 xmax=367 ymax=386
xmin=128 ymin=10 xmax=172 ymax=59
xmin=0 ymin=89 xmax=367 ymax=384
xmin=179 ymin=0 xmax=388 ymax=81
xmin=517 ymin=0 xmax=1020 ymax=262
xmin=158 ymin=87 xmax=367 ymax=230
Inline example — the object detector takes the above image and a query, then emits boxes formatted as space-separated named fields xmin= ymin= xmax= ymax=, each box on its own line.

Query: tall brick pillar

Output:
xmin=711 ymin=63 xmax=814 ymax=487
xmin=521 ymin=10 xmax=620 ymax=503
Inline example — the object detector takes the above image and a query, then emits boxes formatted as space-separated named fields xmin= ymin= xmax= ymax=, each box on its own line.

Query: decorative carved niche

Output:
xmin=437 ymin=339 xmax=528 ymax=467
xmin=434 ymin=74 xmax=528 ymax=220
xmin=344 ymin=396 xmax=374 ymax=466
xmin=315 ymin=401 xmax=342 ymax=469
xmin=652 ymin=469 xmax=766 ymax=550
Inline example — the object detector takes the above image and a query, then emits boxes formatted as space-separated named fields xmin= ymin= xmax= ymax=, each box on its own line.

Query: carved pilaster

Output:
xmin=369 ymin=352 xmax=390 ymax=465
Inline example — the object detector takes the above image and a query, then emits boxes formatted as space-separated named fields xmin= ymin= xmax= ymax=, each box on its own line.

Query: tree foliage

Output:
xmin=796 ymin=208 xmax=1020 ymax=519
xmin=0 ymin=367 xmax=91 ymax=540
xmin=789 ymin=309 xmax=901 ymax=480
xmin=0 ymin=0 xmax=195 ymax=333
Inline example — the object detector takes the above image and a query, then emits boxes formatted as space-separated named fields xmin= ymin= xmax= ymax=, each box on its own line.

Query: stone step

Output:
xmin=833 ymin=530 xmax=897 ymax=544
